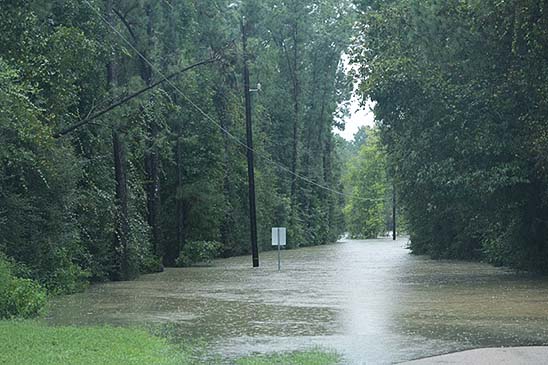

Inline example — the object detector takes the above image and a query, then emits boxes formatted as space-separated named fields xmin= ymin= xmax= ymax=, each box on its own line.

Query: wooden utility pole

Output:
xmin=392 ymin=184 xmax=396 ymax=240
xmin=242 ymin=18 xmax=259 ymax=268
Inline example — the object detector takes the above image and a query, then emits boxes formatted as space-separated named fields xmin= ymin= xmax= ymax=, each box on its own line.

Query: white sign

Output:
xmin=271 ymin=227 xmax=286 ymax=246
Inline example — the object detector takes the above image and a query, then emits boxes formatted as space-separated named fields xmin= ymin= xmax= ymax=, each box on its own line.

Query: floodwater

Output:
xmin=46 ymin=238 xmax=548 ymax=364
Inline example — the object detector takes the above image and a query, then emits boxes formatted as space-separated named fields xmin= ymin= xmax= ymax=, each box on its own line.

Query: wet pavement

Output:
xmin=46 ymin=238 xmax=548 ymax=364
xmin=401 ymin=347 xmax=548 ymax=365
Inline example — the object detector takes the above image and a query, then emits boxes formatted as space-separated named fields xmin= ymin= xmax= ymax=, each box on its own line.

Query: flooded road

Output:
xmin=47 ymin=238 xmax=548 ymax=364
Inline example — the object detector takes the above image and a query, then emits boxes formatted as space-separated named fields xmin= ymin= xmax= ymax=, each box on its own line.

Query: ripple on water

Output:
xmin=47 ymin=238 xmax=548 ymax=364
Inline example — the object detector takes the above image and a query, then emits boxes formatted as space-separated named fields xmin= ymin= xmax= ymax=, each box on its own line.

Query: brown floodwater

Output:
xmin=46 ymin=238 xmax=548 ymax=364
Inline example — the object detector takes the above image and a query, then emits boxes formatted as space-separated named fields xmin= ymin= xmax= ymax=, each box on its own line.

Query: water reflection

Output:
xmin=46 ymin=238 xmax=548 ymax=364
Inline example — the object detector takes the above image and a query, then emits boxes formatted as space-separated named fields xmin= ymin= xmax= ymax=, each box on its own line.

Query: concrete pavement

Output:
xmin=400 ymin=347 xmax=548 ymax=365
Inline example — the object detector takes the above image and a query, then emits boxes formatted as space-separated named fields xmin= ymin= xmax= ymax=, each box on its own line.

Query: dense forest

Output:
xmin=353 ymin=0 xmax=548 ymax=271
xmin=4 ymin=0 xmax=547 ymax=322
xmin=0 ymin=0 xmax=357 ymax=313
xmin=5 ymin=1 xmax=548 ymax=363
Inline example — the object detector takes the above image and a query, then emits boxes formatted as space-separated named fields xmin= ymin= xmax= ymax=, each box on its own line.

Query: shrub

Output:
xmin=0 ymin=257 xmax=47 ymax=319
xmin=4 ymin=278 xmax=47 ymax=318
xmin=45 ymin=263 xmax=90 ymax=295
xmin=0 ymin=258 xmax=12 ymax=302
xmin=175 ymin=241 xmax=222 ymax=267
xmin=139 ymin=254 xmax=164 ymax=274
xmin=42 ymin=248 xmax=90 ymax=295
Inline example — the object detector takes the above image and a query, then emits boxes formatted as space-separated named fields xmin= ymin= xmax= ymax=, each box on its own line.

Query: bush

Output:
xmin=139 ymin=254 xmax=164 ymax=274
xmin=175 ymin=241 xmax=222 ymax=267
xmin=0 ymin=257 xmax=47 ymax=319
xmin=4 ymin=278 xmax=47 ymax=318
xmin=0 ymin=258 xmax=11 ymax=301
xmin=42 ymin=248 xmax=90 ymax=295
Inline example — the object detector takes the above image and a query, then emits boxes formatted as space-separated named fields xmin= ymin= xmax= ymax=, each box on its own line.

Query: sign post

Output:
xmin=271 ymin=227 xmax=286 ymax=271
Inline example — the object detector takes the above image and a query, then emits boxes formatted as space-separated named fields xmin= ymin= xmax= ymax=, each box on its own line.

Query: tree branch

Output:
xmin=113 ymin=7 xmax=138 ymax=43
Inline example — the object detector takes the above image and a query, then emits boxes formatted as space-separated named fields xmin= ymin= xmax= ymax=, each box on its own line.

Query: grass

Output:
xmin=0 ymin=320 xmax=340 ymax=365
xmin=235 ymin=349 xmax=340 ymax=365
xmin=0 ymin=321 xmax=190 ymax=365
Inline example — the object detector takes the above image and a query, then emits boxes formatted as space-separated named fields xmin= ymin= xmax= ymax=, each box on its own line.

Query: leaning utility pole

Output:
xmin=392 ymin=184 xmax=396 ymax=240
xmin=242 ymin=18 xmax=259 ymax=268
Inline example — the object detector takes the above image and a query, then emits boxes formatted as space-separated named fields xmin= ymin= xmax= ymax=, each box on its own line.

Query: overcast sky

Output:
xmin=335 ymin=94 xmax=375 ymax=141
xmin=334 ymin=54 xmax=376 ymax=141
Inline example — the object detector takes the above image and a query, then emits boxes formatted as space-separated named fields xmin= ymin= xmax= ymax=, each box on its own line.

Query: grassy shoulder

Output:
xmin=0 ymin=320 xmax=340 ymax=365
xmin=235 ymin=349 xmax=340 ymax=365
xmin=0 ymin=321 xmax=190 ymax=365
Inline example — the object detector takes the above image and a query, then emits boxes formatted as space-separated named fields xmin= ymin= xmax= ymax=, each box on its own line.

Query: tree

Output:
xmin=0 ymin=0 xmax=356 ymax=295
xmin=352 ymin=0 xmax=548 ymax=270
xmin=343 ymin=129 xmax=387 ymax=238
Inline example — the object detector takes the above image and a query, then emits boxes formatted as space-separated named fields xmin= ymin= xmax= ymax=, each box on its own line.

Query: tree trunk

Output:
xmin=112 ymin=128 xmax=131 ymax=280
xmin=290 ymin=22 xmax=300 ymax=200
xmin=142 ymin=3 xmax=162 ymax=257
xmin=214 ymin=82 xmax=234 ymax=250
xmin=144 ymin=125 xmax=161 ymax=256
xmin=107 ymin=0 xmax=130 ymax=281
xmin=171 ymin=126 xmax=185 ymax=266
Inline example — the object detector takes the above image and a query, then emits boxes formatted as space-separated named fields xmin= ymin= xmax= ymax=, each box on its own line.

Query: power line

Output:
xmin=82 ymin=0 xmax=384 ymax=203
xmin=160 ymin=0 xmax=174 ymax=10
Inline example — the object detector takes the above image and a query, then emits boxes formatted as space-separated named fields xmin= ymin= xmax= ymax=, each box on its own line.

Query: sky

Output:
xmin=335 ymin=94 xmax=375 ymax=141
xmin=334 ymin=54 xmax=376 ymax=141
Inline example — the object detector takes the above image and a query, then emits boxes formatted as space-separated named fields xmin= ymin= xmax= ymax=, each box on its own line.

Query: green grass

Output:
xmin=235 ymin=349 xmax=340 ymax=365
xmin=0 ymin=321 xmax=340 ymax=365
xmin=0 ymin=321 xmax=190 ymax=365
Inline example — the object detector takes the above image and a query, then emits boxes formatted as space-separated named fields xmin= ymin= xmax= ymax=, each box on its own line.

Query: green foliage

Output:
xmin=353 ymin=0 xmax=548 ymax=271
xmin=176 ymin=241 xmax=223 ymax=267
xmin=43 ymin=263 xmax=89 ymax=296
xmin=0 ymin=59 xmax=89 ymax=294
xmin=3 ymin=278 xmax=47 ymax=319
xmin=0 ymin=257 xmax=46 ymax=319
xmin=343 ymin=129 xmax=388 ymax=238
xmin=0 ymin=321 xmax=191 ymax=365
xmin=0 ymin=0 xmax=354 ymax=292
xmin=139 ymin=255 xmax=164 ymax=274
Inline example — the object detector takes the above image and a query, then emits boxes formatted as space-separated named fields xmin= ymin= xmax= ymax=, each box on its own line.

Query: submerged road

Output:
xmin=47 ymin=238 xmax=548 ymax=364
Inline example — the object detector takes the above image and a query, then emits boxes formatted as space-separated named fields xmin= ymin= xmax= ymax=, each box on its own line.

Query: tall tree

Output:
xmin=353 ymin=0 xmax=548 ymax=270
